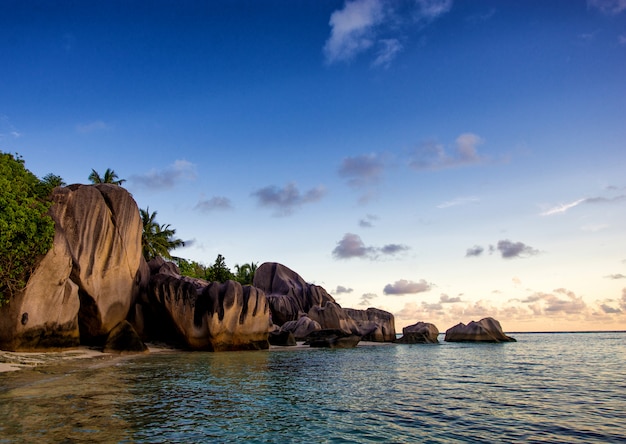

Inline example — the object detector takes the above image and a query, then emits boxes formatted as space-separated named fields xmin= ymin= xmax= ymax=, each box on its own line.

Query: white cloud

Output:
xmin=194 ymin=196 xmax=233 ymax=212
xmin=324 ymin=0 xmax=386 ymax=64
xmin=540 ymin=198 xmax=586 ymax=216
xmin=383 ymin=279 xmax=432 ymax=295
xmin=409 ymin=133 xmax=487 ymax=171
xmin=371 ymin=38 xmax=403 ymax=68
xmin=588 ymin=0 xmax=626 ymax=15
xmin=416 ymin=0 xmax=453 ymax=20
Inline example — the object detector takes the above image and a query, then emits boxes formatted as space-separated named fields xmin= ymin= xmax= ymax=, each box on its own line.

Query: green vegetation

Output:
xmin=0 ymin=153 xmax=56 ymax=305
xmin=176 ymin=255 xmax=258 ymax=285
xmin=88 ymin=168 xmax=125 ymax=185
xmin=141 ymin=207 xmax=184 ymax=261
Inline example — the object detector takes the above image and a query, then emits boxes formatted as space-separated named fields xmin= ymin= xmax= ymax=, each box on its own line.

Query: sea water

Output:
xmin=0 ymin=332 xmax=625 ymax=443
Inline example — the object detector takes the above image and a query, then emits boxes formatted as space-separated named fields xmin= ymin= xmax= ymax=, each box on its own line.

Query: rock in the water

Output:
xmin=0 ymin=184 xmax=143 ymax=350
xmin=444 ymin=317 xmax=516 ymax=343
xmin=343 ymin=307 xmax=396 ymax=342
xmin=396 ymin=321 xmax=439 ymax=344
xmin=147 ymin=268 xmax=270 ymax=351
xmin=268 ymin=329 xmax=297 ymax=346
xmin=280 ymin=315 xmax=321 ymax=340
xmin=304 ymin=329 xmax=361 ymax=349
xmin=253 ymin=262 xmax=336 ymax=326
xmin=103 ymin=320 xmax=148 ymax=354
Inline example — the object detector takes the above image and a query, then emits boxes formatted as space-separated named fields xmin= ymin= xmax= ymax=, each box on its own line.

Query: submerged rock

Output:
xmin=444 ymin=317 xmax=516 ymax=343
xmin=396 ymin=322 xmax=439 ymax=344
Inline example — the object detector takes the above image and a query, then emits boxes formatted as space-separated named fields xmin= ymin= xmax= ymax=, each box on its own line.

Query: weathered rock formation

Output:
xmin=343 ymin=307 xmax=396 ymax=342
xmin=0 ymin=184 xmax=144 ymax=351
xmin=304 ymin=329 xmax=361 ymax=349
xmin=254 ymin=262 xmax=396 ymax=342
xmin=444 ymin=317 xmax=516 ymax=343
xmin=396 ymin=321 xmax=439 ymax=344
xmin=103 ymin=320 xmax=148 ymax=354
xmin=253 ymin=262 xmax=336 ymax=326
xmin=143 ymin=258 xmax=270 ymax=351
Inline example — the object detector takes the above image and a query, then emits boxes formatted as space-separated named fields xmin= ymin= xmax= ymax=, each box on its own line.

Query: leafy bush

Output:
xmin=0 ymin=153 xmax=56 ymax=305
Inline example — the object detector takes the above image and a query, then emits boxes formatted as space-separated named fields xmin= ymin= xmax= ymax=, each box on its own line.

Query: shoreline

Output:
xmin=0 ymin=340 xmax=394 ymax=373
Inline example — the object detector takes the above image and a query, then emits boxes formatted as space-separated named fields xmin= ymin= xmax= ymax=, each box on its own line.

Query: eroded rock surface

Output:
xmin=444 ymin=317 xmax=516 ymax=343
xmin=0 ymin=184 xmax=143 ymax=350
xmin=279 ymin=315 xmax=321 ymax=340
xmin=145 ymin=260 xmax=270 ymax=351
xmin=396 ymin=321 xmax=439 ymax=344
xmin=343 ymin=307 xmax=396 ymax=342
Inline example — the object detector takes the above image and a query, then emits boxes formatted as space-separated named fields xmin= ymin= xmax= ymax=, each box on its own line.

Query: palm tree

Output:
xmin=234 ymin=261 xmax=258 ymax=285
xmin=88 ymin=168 xmax=126 ymax=186
xmin=140 ymin=207 xmax=184 ymax=261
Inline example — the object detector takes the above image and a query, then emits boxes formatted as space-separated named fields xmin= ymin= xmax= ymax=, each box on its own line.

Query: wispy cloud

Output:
xmin=324 ymin=0 xmax=452 ymax=66
xmin=541 ymin=195 xmax=626 ymax=216
xmin=194 ymin=196 xmax=233 ymax=212
xmin=252 ymin=182 xmax=326 ymax=216
xmin=587 ymin=0 xmax=626 ymax=15
xmin=130 ymin=159 xmax=197 ymax=190
xmin=437 ymin=196 xmax=480 ymax=209
xmin=338 ymin=153 xmax=387 ymax=203
xmin=76 ymin=120 xmax=110 ymax=133
xmin=383 ymin=279 xmax=432 ymax=295
xmin=358 ymin=214 xmax=379 ymax=228
xmin=0 ymin=115 xmax=22 ymax=139
xmin=332 ymin=233 xmax=409 ymax=260
xmin=409 ymin=133 xmax=487 ymax=171
xmin=334 ymin=285 xmax=354 ymax=294
xmin=465 ymin=245 xmax=484 ymax=257
xmin=604 ymin=273 xmax=626 ymax=279
xmin=359 ymin=293 xmax=378 ymax=306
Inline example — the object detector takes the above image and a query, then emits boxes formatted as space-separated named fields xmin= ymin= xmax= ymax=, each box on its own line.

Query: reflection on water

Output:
xmin=1 ymin=333 xmax=625 ymax=443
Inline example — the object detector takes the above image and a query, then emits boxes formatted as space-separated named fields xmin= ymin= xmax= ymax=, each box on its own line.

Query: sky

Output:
xmin=1 ymin=0 xmax=625 ymax=332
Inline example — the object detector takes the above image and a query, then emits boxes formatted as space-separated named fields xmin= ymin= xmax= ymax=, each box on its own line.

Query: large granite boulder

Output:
xmin=0 ymin=184 xmax=144 ymax=350
xmin=304 ymin=329 xmax=361 ymax=349
xmin=279 ymin=315 xmax=321 ymax=340
xmin=343 ymin=307 xmax=396 ymax=342
xmin=396 ymin=321 xmax=439 ymax=344
xmin=444 ymin=317 xmax=516 ymax=343
xmin=146 ymin=260 xmax=270 ymax=351
xmin=307 ymin=301 xmax=362 ymax=336
xmin=253 ymin=262 xmax=336 ymax=326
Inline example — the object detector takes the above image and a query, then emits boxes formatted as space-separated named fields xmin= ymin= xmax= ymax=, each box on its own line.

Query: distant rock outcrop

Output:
xmin=144 ymin=259 xmax=270 ymax=351
xmin=0 ymin=184 xmax=144 ymax=351
xmin=444 ymin=317 xmax=516 ymax=343
xmin=343 ymin=308 xmax=396 ymax=342
xmin=254 ymin=262 xmax=396 ymax=342
xmin=396 ymin=321 xmax=439 ymax=344
xmin=253 ymin=262 xmax=336 ymax=326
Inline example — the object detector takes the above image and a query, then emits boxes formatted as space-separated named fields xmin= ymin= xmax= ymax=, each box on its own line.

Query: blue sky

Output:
xmin=2 ymin=0 xmax=625 ymax=331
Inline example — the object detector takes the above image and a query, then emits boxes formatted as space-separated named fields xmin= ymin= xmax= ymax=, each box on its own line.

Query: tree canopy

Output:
xmin=0 ymin=152 xmax=56 ymax=305
xmin=141 ymin=207 xmax=184 ymax=261
xmin=88 ymin=168 xmax=125 ymax=185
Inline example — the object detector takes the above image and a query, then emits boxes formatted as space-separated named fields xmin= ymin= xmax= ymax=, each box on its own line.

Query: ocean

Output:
xmin=0 ymin=332 xmax=624 ymax=443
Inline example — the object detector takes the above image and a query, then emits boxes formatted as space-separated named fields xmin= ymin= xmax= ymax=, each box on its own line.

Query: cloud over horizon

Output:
xmin=332 ymin=233 xmax=409 ymax=260
xmin=383 ymin=278 xmax=432 ymax=295
xmin=252 ymin=182 xmax=326 ymax=216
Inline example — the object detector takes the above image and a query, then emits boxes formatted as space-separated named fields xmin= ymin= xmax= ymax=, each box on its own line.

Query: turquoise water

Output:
xmin=1 ymin=332 xmax=625 ymax=443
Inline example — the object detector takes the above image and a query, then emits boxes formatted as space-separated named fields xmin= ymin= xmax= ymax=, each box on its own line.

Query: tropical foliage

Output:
xmin=234 ymin=261 xmax=258 ymax=285
xmin=176 ymin=255 xmax=257 ymax=284
xmin=0 ymin=153 xmax=56 ymax=305
xmin=88 ymin=168 xmax=125 ymax=185
xmin=140 ymin=207 xmax=184 ymax=260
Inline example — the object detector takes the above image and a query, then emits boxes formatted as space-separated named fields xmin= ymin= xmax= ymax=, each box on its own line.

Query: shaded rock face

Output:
xmin=0 ymin=184 xmax=143 ymax=351
xmin=254 ymin=262 xmax=396 ymax=342
xmin=103 ymin=320 xmax=148 ymax=354
xmin=396 ymin=322 xmax=439 ymax=344
xmin=253 ymin=263 xmax=336 ymax=326
xmin=145 ymin=260 xmax=270 ymax=351
xmin=343 ymin=308 xmax=396 ymax=342
xmin=304 ymin=329 xmax=361 ymax=349
xmin=279 ymin=315 xmax=321 ymax=340
xmin=444 ymin=317 xmax=516 ymax=343
xmin=268 ymin=329 xmax=297 ymax=347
